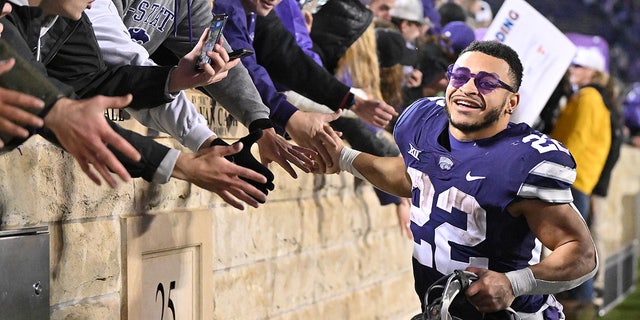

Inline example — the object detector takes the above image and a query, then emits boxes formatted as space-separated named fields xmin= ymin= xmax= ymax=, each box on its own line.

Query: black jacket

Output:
xmin=589 ymin=84 xmax=623 ymax=197
xmin=253 ymin=10 xmax=352 ymax=111
xmin=0 ymin=5 xmax=172 ymax=181
xmin=309 ymin=0 xmax=373 ymax=74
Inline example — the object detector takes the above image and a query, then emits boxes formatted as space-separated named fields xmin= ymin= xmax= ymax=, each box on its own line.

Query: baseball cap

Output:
xmin=572 ymin=46 xmax=606 ymax=72
xmin=441 ymin=21 xmax=476 ymax=55
xmin=375 ymin=28 xmax=418 ymax=67
xmin=390 ymin=0 xmax=424 ymax=24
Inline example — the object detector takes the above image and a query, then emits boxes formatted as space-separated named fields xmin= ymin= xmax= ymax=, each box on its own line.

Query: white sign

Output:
xmin=142 ymin=247 xmax=198 ymax=320
xmin=482 ymin=0 xmax=576 ymax=126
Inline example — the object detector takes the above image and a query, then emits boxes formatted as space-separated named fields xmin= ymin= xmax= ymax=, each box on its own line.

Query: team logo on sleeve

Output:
xmin=129 ymin=27 xmax=150 ymax=44
xmin=408 ymin=143 xmax=421 ymax=160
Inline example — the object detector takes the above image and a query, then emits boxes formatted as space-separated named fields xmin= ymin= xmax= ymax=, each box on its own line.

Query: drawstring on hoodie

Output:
xmin=174 ymin=0 xmax=194 ymax=44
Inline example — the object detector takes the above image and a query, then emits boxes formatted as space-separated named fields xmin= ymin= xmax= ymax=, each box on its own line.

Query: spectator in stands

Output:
xmin=267 ymin=0 xmax=413 ymax=238
xmin=622 ymin=83 xmax=640 ymax=148
xmin=86 ymin=0 xmax=318 ymax=179
xmin=215 ymin=0 xmax=398 ymax=171
xmin=405 ymin=20 xmax=475 ymax=105
xmin=390 ymin=0 xmax=427 ymax=46
xmin=3 ymin=0 xmax=271 ymax=209
xmin=368 ymin=0 xmax=396 ymax=22
xmin=437 ymin=1 xmax=467 ymax=27
xmin=550 ymin=46 xmax=612 ymax=315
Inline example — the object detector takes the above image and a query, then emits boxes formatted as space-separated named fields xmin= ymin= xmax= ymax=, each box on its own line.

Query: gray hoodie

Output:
xmin=86 ymin=0 xmax=271 ymax=151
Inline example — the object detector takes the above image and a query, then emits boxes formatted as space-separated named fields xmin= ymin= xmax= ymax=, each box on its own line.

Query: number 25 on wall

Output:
xmin=156 ymin=281 xmax=176 ymax=320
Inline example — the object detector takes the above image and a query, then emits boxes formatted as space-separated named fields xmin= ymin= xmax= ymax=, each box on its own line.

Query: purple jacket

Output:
xmin=213 ymin=0 xmax=298 ymax=129
xmin=273 ymin=0 xmax=324 ymax=66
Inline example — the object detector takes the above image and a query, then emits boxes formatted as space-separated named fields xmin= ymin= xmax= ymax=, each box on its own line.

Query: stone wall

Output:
xmin=592 ymin=144 xmax=640 ymax=255
xmin=0 ymin=130 xmax=418 ymax=319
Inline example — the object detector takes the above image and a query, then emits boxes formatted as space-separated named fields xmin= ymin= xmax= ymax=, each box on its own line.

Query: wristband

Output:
xmin=340 ymin=92 xmax=356 ymax=110
xmin=505 ymin=268 xmax=536 ymax=297
xmin=339 ymin=147 xmax=366 ymax=180
xmin=505 ymin=261 xmax=598 ymax=296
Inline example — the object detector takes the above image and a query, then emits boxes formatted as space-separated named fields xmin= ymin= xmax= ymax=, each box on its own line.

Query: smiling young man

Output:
xmin=314 ymin=40 xmax=598 ymax=319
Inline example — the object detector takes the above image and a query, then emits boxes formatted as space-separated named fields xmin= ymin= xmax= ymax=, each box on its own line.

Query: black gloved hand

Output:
xmin=210 ymin=130 xmax=275 ymax=200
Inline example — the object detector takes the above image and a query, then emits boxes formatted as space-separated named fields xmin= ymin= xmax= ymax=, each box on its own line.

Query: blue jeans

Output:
xmin=564 ymin=187 xmax=595 ymax=302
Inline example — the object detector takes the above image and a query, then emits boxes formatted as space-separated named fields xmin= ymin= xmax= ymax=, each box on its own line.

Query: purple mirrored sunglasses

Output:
xmin=446 ymin=64 xmax=516 ymax=95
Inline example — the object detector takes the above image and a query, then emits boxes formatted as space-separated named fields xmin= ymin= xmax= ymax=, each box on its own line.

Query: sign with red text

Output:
xmin=482 ymin=0 xmax=575 ymax=126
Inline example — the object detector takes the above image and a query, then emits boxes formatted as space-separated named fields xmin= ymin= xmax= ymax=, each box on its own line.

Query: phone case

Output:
xmin=195 ymin=14 xmax=228 ymax=71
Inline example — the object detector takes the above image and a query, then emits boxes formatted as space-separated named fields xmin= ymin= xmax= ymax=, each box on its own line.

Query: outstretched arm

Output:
xmin=44 ymin=95 xmax=142 ymax=187
xmin=313 ymin=124 xmax=411 ymax=197
xmin=171 ymin=143 xmax=268 ymax=210
xmin=0 ymin=58 xmax=44 ymax=146
xmin=255 ymin=127 xmax=316 ymax=178
xmin=0 ymin=39 xmax=141 ymax=187
xmin=254 ymin=10 xmax=397 ymax=129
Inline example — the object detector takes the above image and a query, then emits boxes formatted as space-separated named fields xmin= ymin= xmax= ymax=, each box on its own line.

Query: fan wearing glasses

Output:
xmin=314 ymin=40 xmax=598 ymax=319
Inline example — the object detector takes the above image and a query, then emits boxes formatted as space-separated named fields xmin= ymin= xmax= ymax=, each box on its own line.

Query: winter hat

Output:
xmin=572 ymin=46 xmax=606 ymax=72
xmin=438 ymin=2 xmax=466 ymax=26
xmin=390 ymin=0 xmax=424 ymax=24
xmin=441 ymin=21 xmax=476 ymax=55
xmin=375 ymin=28 xmax=418 ymax=67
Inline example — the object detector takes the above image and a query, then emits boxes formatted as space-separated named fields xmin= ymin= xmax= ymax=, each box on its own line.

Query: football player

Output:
xmin=316 ymin=40 xmax=598 ymax=319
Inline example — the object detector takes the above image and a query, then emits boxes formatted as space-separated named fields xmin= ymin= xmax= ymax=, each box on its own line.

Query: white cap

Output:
xmin=572 ymin=47 xmax=606 ymax=72
xmin=390 ymin=0 xmax=424 ymax=24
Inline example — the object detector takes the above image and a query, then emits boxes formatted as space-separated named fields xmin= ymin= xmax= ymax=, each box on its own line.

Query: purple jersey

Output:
xmin=394 ymin=97 xmax=577 ymax=314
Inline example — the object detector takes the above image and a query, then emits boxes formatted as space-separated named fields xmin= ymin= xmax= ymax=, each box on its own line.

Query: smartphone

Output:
xmin=228 ymin=48 xmax=254 ymax=60
xmin=195 ymin=13 xmax=228 ymax=71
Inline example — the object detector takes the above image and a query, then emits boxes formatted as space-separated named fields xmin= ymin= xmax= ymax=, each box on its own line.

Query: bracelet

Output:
xmin=339 ymin=147 xmax=366 ymax=180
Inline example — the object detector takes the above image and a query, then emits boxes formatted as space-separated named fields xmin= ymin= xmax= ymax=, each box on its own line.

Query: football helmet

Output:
xmin=420 ymin=270 xmax=520 ymax=320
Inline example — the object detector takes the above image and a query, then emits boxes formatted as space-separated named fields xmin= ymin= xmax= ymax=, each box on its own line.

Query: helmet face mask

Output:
xmin=424 ymin=270 xmax=480 ymax=320
xmin=421 ymin=270 xmax=520 ymax=320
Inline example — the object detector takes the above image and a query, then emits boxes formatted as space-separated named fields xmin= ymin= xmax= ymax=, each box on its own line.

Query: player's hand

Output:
xmin=170 ymin=29 xmax=239 ymax=92
xmin=256 ymin=127 xmax=316 ymax=178
xmin=0 ymin=58 xmax=45 ymax=147
xmin=44 ymin=95 xmax=141 ymax=188
xmin=285 ymin=110 xmax=340 ymax=172
xmin=310 ymin=123 xmax=343 ymax=175
xmin=210 ymin=129 xmax=275 ymax=198
xmin=464 ymin=267 xmax=516 ymax=313
xmin=172 ymin=143 xmax=268 ymax=210
xmin=350 ymin=96 xmax=397 ymax=129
